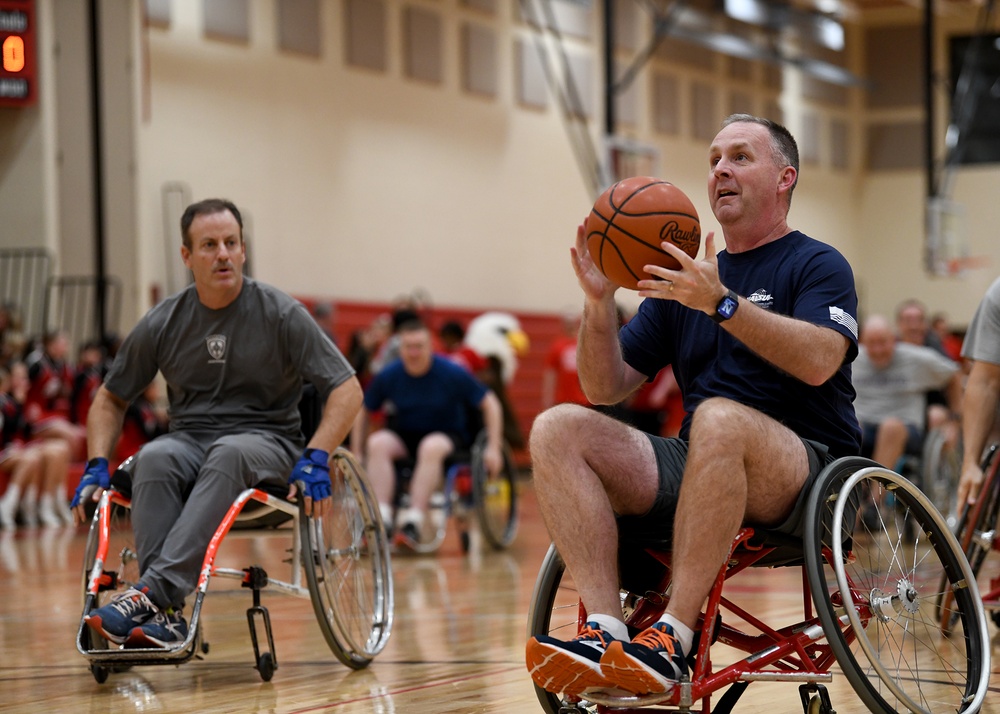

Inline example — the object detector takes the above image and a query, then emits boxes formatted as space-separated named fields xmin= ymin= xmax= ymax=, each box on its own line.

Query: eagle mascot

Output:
xmin=463 ymin=312 xmax=530 ymax=449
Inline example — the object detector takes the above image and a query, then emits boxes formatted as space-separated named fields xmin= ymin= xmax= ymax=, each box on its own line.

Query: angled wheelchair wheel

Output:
xmin=471 ymin=431 xmax=519 ymax=550
xmin=936 ymin=447 xmax=1000 ymax=635
xmin=804 ymin=457 xmax=990 ymax=713
xmin=300 ymin=448 xmax=394 ymax=669
xmin=921 ymin=427 xmax=962 ymax=526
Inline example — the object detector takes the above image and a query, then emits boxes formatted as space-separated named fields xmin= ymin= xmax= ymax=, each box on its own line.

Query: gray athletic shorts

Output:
xmin=615 ymin=433 xmax=834 ymax=546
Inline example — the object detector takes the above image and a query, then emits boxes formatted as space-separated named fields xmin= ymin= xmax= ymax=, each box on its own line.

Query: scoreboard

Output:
xmin=0 ymin=0 xmax=35 ymax=107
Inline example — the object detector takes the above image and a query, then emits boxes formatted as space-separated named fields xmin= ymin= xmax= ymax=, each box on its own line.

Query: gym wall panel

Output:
xmin=345 ymin=0 xmax=387 ymax=71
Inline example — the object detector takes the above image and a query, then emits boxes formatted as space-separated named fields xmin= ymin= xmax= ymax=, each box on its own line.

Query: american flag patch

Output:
xmin=829 ymin=306 xmax=858 ymax=338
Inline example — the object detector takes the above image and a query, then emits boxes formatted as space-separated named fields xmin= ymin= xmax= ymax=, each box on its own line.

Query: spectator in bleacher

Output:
xmin=352 ymin=318 xmax=503 ymax=549
xmin=931 ymin=312 xmax=964 ymax=362
xmin=70 ymin=340 xmax=107 ymax=425
xmin=895 ymin=298 xmax=960 ymax=441
xmin=0 ymin=362 xmax=73 ymax=527
xmin=439 ymin=319 xmax=488 ymax=374
xmin=346 ymin=313 xmax=391 ymax=388
xmin=853 ymin=314 xmax=961 ymax=471
xmin=896 ymin=299 xmax=947 ymax=355
xmin=23 ymin=330 xmax=86 ymax=459
xmin=311 ymin=301 xmax=339 ymax=347
xmin=0 ymin=303 xmax=24 ymax=363
xmin=541 ymin=311 xmax=590 ymax=410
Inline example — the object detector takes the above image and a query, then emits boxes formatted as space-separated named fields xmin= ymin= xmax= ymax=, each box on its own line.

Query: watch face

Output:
xmin=718 ymin=295 xmax=738 ymax=319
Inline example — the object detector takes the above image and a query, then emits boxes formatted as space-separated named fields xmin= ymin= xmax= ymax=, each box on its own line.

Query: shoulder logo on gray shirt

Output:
xmin=206 ymin=334 xmax=227 ymax=363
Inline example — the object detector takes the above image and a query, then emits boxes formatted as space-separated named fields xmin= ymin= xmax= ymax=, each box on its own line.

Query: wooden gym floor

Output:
xmin=1 ymin=479 xmax=998 ymax=714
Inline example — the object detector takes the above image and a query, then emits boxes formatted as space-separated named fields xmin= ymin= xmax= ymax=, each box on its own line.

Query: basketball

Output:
xmin=586 ymin=176 xmax=701 ymax=290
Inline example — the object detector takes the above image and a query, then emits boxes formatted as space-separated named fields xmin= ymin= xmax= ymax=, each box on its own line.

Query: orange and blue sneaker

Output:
xmin=601 ymin=621 xmax=688 ymax=695
xmin=124 ymin=608 xmax=189 ymax=649
xmin=85 ymin=586 xmax=159 ymax=644
xmin=525 ymin=622 xmax=617 ymax=696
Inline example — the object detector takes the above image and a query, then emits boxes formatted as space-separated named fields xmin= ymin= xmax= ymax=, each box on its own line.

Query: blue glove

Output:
xmin=290 ymin=448 xmax=331 ymax=503
xmin=71 ymin=457 xmax=111 ymax=509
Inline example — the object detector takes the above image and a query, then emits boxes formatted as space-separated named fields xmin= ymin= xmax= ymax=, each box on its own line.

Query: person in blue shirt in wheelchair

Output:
xmin=525 ymin=115 xmax=861 ymax=699
xmin=352 ymin=318 xmax=503 ymax=549
xmin=71 ymin=198 xmax=362 ymax=649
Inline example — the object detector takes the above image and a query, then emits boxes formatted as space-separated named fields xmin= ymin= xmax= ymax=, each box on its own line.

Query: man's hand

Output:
xmin=956 ymin=461 xmax=985 ymax=515
xmin=571 ymin=218 xmax=618 ymax=301
xmin=637 ymin=231 xmax=725 ymax=313
xmin=288 ymin=448 xmax=332 ymax=518
xmin=71 ymin=457 xmax=111 ymax=525
xmin=483 ymin=444 xmax=504 ymax=477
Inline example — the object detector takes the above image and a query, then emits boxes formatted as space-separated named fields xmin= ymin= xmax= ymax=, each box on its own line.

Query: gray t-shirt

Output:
xmin=852 ymin=342 xmax=958 ymax=427
xmin=104 ymin=277 xmax=354 ymax=442
xmin=962 ymin=276 xmax=1000 ymax=365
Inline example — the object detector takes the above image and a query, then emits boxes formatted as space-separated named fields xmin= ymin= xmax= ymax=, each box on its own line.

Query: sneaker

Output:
xmin=600 ymin=621 xmax=688 ymax=695
xmin=525 ymin=622 xmax=617 ymax=696
xmin=124 ymin=609 xmax=189 ymax=649
xmin=395 ymin=522 xmax=422 ymax=549
xmin=85 ymin=586 xmax=159 ymax=644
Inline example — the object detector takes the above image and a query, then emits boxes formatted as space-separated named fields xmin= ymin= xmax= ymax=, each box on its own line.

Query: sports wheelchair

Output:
xmin=902 ymin=425 xmax=963 ymax=529
xmin=937 ymin=444 xmax=1000 ymax=634
xmin=391 ymin=430 xmax=520 ymax=554
xmin=527 ymin=456 xmax=991 ymax=713
xmin=77 ymin=447 xmax=394 ymax=683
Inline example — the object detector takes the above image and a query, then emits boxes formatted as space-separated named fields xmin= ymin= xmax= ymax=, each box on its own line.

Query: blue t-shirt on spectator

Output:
xmin=620 ymin=230 xmax=862 ymax=458
xmin=363 ymin=355 xmax=488 ymax=444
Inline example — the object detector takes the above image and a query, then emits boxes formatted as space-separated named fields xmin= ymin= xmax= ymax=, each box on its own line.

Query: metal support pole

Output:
xmin=88 ymin=0 xmax=107 ymax=342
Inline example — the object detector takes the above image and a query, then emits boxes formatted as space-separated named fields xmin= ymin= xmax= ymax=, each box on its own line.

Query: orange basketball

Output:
xmin=587 ymin=176 xmax=701 ymax=290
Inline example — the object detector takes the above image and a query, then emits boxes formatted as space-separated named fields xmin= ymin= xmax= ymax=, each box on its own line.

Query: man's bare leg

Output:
xmin=526 ymin=404 xmax=660 ymax=695
xmin=602 ymin=397 xmax=809 ymax=695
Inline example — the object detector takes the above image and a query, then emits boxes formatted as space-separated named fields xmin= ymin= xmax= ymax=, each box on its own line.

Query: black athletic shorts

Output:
xmin=615 ymin=434 xmax=834 ymax=546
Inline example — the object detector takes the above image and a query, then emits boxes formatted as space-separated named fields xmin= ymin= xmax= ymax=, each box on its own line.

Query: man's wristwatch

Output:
xmin=712 ymin=289 xmax=740 ymax=324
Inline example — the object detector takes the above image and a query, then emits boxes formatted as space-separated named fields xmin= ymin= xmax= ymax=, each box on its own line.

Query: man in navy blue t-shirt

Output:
xmin=527 ymin=115 xmax=861 ymax=698
xmin=352 ymin=319 xmax=503 ymax=548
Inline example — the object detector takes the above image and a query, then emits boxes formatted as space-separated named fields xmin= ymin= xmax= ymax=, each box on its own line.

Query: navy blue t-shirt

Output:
xmin=620 ymin=231 xmax=862 ymax=457
xmin=363 ymin=355 xmax=488 ymax=443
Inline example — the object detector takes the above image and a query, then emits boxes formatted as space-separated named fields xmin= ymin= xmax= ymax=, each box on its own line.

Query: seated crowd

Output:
xmin=0 ymin=307 xmax=167 ymax=530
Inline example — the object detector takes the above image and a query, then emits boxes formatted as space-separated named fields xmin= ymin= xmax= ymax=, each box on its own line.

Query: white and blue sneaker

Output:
xmin=525 ymin=621 xmax=617 ymax=696
xmin=125 ymin=609 xmax=189 ymax=649
xmin=85 ymin=586 xmax=159 ymax=644
xmin=601 ymin=621 xmax=688 ymax=695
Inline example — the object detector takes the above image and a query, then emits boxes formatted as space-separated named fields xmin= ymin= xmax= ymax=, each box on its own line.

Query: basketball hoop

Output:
xmin=925 ymin=197 xmax=968 ymax=277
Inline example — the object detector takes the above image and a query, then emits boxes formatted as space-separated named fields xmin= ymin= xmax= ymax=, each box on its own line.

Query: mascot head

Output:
xmin=463 ymin=312 xmax=530 ymax=384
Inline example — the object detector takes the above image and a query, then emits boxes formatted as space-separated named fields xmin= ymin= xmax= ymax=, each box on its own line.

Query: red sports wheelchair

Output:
xmin=527 ymin=456 xmax=991 ymax=713
xmin=76 ymin=448 xmax=394 ymax=683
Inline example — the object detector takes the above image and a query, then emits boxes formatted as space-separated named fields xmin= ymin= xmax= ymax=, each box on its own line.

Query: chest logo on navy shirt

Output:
xmin=747 ymin=289 xmax=774 ymax=310
xmin=206 ymin=334 xmax=227 ymax=363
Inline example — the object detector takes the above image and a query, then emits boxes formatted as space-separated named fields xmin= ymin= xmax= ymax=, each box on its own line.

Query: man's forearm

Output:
xmin=309 ymin=377 xmax=363 ymax=453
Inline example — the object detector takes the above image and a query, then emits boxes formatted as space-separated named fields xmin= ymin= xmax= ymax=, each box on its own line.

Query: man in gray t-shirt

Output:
xmin=71 ymin=198 xmax=362 ymax=649
xmin=958 ymin=276 xmax=1000 ymax=510
xmin=853 ymin=314 xmax=960 ymax=471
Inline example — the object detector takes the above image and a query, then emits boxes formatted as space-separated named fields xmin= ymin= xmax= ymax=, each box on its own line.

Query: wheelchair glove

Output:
xmin=71 ymin=457 xmax=111 ymax=509
xmin=290 ymin=448 xmax=331 ymax=503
